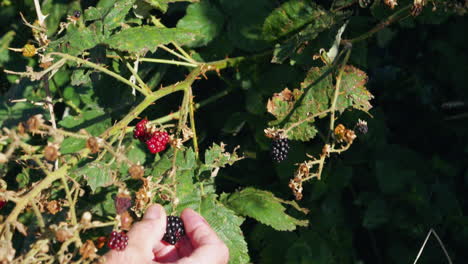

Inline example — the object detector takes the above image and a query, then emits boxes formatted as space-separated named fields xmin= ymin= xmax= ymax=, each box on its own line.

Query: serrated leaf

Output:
xmin=79 ymin=162 xmax=113 ymax=192
xmin=144 ymin=0 xmax=199 ymax=12
xmin=200 ymin=195 xmax=250 ymax=264
xmin=60 ymin=137 xmax=86 ymax=154
xmin=176 ymin=2 xmax=224 ymax=47
xmin=267 ymin=67 xmax=333 ymax=141
xmin=48 ymin=25 xmax=104 ymax=55
xmin=0 ymin=31 xmax=15 ymax=66
xmin=70 ymin=70 xmax=92 ymax=86
xmin=263 ymin=0 xmax=330 ymax=41
xmin=59 ymin=109 xmax=110 ymax=135
xmin=271 ymin=19 xmax=335 ymax=64
xmin=336 ymin=65 xmax=373 ymax=113
xmin=264 ymin=1 xmax=335 ymax=64
xmin=221 ymin=187 xmax=308 ymax=231
xmin=222 ymin=0 xmax=274 ymax=52
xmin=104 ymin=26 xmax=197 ymax=53
xmin=104 ymin=0 xmax=136 ymax=31
xmin=201 ymin=143 xmax=242 ymax=177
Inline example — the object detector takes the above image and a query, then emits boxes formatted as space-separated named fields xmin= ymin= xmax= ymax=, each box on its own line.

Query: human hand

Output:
xmin=105 ymin=204 xmax=229 ymax=264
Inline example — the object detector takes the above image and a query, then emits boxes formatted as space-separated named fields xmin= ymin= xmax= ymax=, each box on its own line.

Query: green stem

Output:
xmin=328 ymin=48 xmax=352 ymax=139
xmin=342 ymin=4 xmax=412 ymax=44
xmin=188 ymin=88 xmax=199 ymax=159
xmin=139 ymin=58 xmax=198 ymax=67
xmin=171 ymin=42 xmax=195 ymax=63
xmin=49 ymin=52 xmax=150 ymax=96
xmin=61 ymin=176 xmax=77 ymax=225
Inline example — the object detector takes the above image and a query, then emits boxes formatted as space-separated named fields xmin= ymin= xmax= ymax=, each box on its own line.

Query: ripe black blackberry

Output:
xmin=162 ymin=216 xmax=186 ymax=245
xmin=271 ymin=138 xmax=289 ymax=162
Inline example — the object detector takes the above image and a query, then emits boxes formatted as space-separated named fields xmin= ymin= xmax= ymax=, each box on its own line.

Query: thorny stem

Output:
xmin=30 ymin=201 xmax=45 ymax=231
xmin=159 ymin=45 xmax=196 ymax=64
xmin=341 ymin=4 xmax=412 ymax=44
xmin=171 ymin=42 xmax=195 ymax=63
xmin=188 ymin=88 xmax=199 ymax=159
xmin=124 ymin=61 xmax=152 ymax=94
xmin=61 ymin=176 xmax=77 ymax=225
xmin=328 ymin=48 xmax=352 ymax=140
xmin=49 ymin=52 xmax=150 ymax=96
xmin=284 ymin=109 xmax=331 ymax=136
xmin=140 ymin=57 xmax=198 ymax=67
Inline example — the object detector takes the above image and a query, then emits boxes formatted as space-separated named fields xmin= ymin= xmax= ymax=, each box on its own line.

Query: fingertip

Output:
xmin=144 ymin=204 xmax=166 ymax=221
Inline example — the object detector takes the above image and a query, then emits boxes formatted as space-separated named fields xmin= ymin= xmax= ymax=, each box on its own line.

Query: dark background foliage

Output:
xmin=1 ymin=0 xmax=467 ymax=263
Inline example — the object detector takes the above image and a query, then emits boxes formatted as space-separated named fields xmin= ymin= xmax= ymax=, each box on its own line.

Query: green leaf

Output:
xmin=78 ymin=162 xmax=113 ymax=192
xmin=267 ymin=67 xmax=333 ymax=141
xmin=262 ymin=0 xmax=330 ymax=41
xmin=271 ymin=18 xmax=335 ymax=64
xmin=70 ymin=69 xmax=92 ymax=86
xmin=200 ymin=195 xmax=250 ymax=264
xmin=103 ymin=0 xmax=137 ymax=31
xmin=104 ymin=26 xmax=198 ymax=53
xmin=221 ymin=0 xmax=274 ymax=52
xmin=48 ymin=25 xmax=105 ymax=55
xmin=60 ymin=137 xmax=86 ymax=155
xmin=221 ymin=187 xmax=309 ymax=231
xmin=144 ymin=0 xmax=199 ymax=13
xmin=336 ymin=65 xmax=373 ymax=113
xmin=200 ymin=143 xmax=243 ymax=176
xmin=0 ymin=31 xmax=15 ymax=66
xmin=176 ymin=2 xmax=224 ymax=47
xmin=59 ymin=109 xmax=110 ymax=135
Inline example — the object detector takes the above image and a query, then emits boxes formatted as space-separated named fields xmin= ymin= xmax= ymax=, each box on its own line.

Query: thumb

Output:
xmin=106 ymin=204 xmax=167 ymax=264
xmin=127 ymin=204 xmax=167 ymax=250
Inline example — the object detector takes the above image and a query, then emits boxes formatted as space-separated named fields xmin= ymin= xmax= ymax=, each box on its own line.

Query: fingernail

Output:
xmin=144 ymin=204 xmax=162 ymax=220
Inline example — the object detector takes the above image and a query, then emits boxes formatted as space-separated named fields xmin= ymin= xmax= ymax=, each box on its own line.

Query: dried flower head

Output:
xmin=86 ymin=137 xmax=102 ymax=154
xmin=334 ymin=124 xmax=346 ymax=142
xmin=26 ymin=114 xmax=44 ymax=133
xmin=129 ymin=164 xmax=144 ymax=179
xmin=344 ymin=129 xmax=357 ymax=144
xmin=46 ymin=200 xmax=62 ymax=215
xmin=120 ymin=211 xmax=133 ymax=231
xmin=55 ymin=227 xmax=73 ymax=242
xmin=44 ymin=144 xmax=60 ymax=162
xmin=80 ymin=240 xmax=98 ymax=260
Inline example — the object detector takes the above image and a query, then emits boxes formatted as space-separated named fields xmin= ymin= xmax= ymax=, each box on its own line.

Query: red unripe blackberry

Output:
xmin=146 ymin=131 xmax=169 ymax=154
xmin=133 ymin=119 xmax=150 ymax=142
xmin=162 ymin=216 xmax=185 ymax=245
xmin=271 ymin=138 xmax=289 ymax=162
xmin=0 ymin=199 xmax=6 ymax=209
xmin=107 ymin=231 xmax=128 ymax=251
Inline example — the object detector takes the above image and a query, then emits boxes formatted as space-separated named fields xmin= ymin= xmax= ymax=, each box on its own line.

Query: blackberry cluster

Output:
xmin=146 ymin=131 xmax=169 ymax=154
xmin=133 ymin=119 xmax=150 ymax=142
xmin=133 ymin=119 xmax=170 ymax=154
xmin=107 ymin=231 xmax=129 ymax=251
xmin=162 ymin=216 xmax=186 ymax=245
xmin=356 ymin=121 xmax=368 ymax=135
xmin=271 ymin=138 xmax=289 ymax=162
